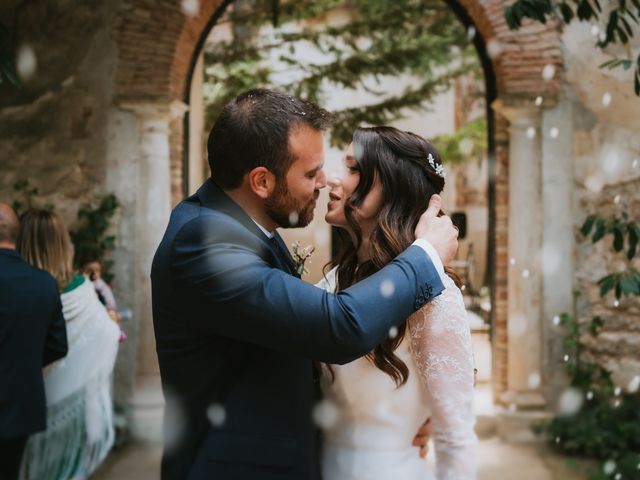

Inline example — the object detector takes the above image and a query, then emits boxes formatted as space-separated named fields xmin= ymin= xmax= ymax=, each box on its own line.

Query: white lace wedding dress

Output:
xmin=316 ymin=268 xmax=477 ymax=480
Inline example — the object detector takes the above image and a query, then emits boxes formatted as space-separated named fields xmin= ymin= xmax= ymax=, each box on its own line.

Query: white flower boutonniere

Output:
xmin=291 ymin=241 xmax=315 ymax=276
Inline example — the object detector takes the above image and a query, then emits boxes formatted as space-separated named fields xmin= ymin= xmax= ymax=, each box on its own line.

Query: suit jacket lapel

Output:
xmin=194 ymin=180 xmax=298 ymax=276
xmin=194 ymin=179 xmax=268 ymax=243
xmin=273 ymin=232 xmax=300 ymax=278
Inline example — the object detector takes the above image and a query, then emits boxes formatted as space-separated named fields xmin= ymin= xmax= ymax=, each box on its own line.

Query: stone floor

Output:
xmin=92 ymin=436 xmax=593 ymax=480
xmin=93 ymin=384 xmax=594 ymax=479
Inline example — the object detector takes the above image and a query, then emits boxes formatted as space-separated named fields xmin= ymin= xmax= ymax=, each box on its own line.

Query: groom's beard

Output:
xmin=265 ymin=181 xmax=318 ymax=228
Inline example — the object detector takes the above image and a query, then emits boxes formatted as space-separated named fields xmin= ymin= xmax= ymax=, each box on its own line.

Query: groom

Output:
xmin=151 ymin=89 xmax=457 ymax=480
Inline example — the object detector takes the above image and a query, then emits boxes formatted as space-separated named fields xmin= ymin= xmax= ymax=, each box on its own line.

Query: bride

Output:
xmin=316 ymin=126 xmax=477 ymax=480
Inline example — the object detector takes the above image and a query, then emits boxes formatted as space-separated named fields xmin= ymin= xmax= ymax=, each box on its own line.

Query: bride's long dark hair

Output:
xmin=329 ymin=126 xmax=461 ymax=387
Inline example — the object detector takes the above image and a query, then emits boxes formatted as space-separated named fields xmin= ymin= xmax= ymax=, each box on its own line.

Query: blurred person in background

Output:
xmin=17 ymin=209 xmax=119 ymax=480
xmin=80 ymin=259 xmax=127 ymax=343
xmin=0 ymin=203 xmax=68 ymax=480
xmin=80 ymin=260 xmax=117 ymax=311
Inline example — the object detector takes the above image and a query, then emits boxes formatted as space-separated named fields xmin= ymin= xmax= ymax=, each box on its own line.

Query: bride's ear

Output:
xmin=247 ymin=167 xmax=276 ymax=199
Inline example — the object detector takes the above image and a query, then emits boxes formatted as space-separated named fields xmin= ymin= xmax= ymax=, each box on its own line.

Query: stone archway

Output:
xmin=110 ymin=0 xmax=565 ymax=440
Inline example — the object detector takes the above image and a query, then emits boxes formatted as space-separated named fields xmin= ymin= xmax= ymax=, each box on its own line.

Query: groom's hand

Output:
xmin=415 ymin=194 xmax=458 ymax=265
xmin=412 ymin=417 xmax=432 ymax=459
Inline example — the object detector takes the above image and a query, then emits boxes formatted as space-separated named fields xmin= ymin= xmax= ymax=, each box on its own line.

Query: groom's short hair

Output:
xmin=207 ymin=89 xmax=333 ymax=189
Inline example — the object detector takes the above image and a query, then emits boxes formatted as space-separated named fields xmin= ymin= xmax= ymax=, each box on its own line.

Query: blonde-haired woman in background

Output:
xmin=17 ymin=209 xmax=119 ymax=480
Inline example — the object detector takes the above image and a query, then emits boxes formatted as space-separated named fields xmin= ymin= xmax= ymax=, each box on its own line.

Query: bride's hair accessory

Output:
xmin=428 ymin=153 xmax=446 ymax=178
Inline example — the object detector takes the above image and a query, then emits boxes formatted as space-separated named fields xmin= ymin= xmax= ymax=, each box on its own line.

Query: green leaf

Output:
xmin=617 ymin=27 xmax=629 ymax=44
xmin=599 ymin=58 xmax=622 ymax=69
xmin=590 ymin=316 xmax=603 ymax=336
xmin=577 ymin=0 xmax=595 ymax=20
xmin=628 ymin=224 xmax=638 ymax=260
xmin=620 ymin=16 xmax=634 ymax=37
xmin=580 ymin=215 xmax=597 ymax=236
xmin=0 ymin=57 xmax=20 ymax=88
xmin=504 ymin=5 xmax=519 ymax=29
xmin=559 ymin=2 xmax=574 ymax=22
xmin=593 ymin=218 xmax=606 ymax=242
xmin=620 ymin=276 xmax=640 ymax=296
xmin=606 ymin=10 xmax=619 ymax=42
xmin=613 ymin=226 xmax=625 ymax=252
xmin=598 ymin=274 xmax=616 ymax=297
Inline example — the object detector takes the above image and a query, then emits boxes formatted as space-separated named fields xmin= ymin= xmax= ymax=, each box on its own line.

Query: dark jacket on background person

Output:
xmin=0 ymin=248 xmax=68 ymax=438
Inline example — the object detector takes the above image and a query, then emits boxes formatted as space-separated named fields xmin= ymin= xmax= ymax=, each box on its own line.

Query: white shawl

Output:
xmin=21 ymin=278 xmax=120 ymax=480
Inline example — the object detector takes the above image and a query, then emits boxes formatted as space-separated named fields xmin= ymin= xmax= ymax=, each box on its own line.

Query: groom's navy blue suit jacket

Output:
xmin=151 ymin=179 xmax=444 ymax=480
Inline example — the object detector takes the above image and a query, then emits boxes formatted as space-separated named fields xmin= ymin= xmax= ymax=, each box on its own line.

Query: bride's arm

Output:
xmin=408 ymin=280 xmax=477 ymax=480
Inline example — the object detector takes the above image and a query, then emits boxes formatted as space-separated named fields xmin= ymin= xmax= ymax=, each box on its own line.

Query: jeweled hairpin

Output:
xmin=428 ymin=153 xmax=446 ymax=178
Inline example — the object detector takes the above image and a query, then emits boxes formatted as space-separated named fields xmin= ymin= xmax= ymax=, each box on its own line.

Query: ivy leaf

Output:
xmin=606 ymin=10 xmax=619 ymax=42
xmin=590 ymin=316 xmax=603 ymax=336
xmin=598 ymin=274 xmax=616 ymax=297
xmin=580 ymin=214 xmax=597 ymax=236
xmin=628 ymin=223 xmax=638 ymax=260
xmin=559 ymin=2 xmax=574 ymax=22
xmin=613 ymin=225 xmax=625 ymax=252
xmin=620 ymin=16 xmax=634 ymax=37
xmin=577 ymin=0 xmax=595 ymax=20
xmin=620 ymin=275 xmax=640 ymax=296
xmin=592 ymin=218 xmax=606 ymax=243
xmin=617 ymin=27 xmax=628 ymax=44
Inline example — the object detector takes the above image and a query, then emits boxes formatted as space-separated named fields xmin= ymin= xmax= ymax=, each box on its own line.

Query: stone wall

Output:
xmin=572 ymin=118 xmax=640 ymax=392
xmin=0 ymin=0 xmax=139 ymax=402
xmin=576 ymin=179 xmax=640 ymax=392
xmin=564 ymin=22 xmax=640 ymax=396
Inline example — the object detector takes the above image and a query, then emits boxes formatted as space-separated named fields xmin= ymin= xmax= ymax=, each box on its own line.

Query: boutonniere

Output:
xmin=291 ymin=241 xmax=315 ymax=276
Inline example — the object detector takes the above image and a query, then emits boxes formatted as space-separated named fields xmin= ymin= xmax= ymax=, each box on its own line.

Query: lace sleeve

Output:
xmin=408 ymin=277 xmax=477 ymax=480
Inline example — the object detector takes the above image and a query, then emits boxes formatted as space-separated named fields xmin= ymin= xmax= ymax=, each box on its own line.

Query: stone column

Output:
xmin=120 ymin=99 xmax=188 ymax=441
xmin=492 ymin=98 xmax=550 ymax=440
xmin=540 ymin=98 xmax=575 ymax=407
xmin=188 ymin=52 xmax=207 ymax=195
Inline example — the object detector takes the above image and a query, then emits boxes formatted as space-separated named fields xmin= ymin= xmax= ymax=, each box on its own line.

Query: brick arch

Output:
xmin=112 ymin=0 xmax=564 ymax=400
xmin=112 ymin=0 xmax=563 ymax=103
xmin=455 ymin=0 xmax=564 ymax=96
xmin=113 ymin=0 xmax=228 ymax=103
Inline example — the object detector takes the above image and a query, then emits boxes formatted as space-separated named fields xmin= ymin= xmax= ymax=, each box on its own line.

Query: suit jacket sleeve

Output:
xmin=43 ymin=283 xmax=68 ymax=366
xmin=170 ymin=216 xmax=444 ymax=364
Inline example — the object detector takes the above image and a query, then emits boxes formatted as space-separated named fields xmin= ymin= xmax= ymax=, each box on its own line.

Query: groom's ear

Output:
xmin=247 ymin=166 xmax=276 ymax=199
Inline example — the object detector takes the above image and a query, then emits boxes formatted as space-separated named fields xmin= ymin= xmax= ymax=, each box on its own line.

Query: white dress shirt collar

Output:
xmin=252 ymin=218 xmax=275 ymax=239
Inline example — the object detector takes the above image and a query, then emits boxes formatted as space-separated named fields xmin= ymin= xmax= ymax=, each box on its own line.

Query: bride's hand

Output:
xmin=414 ymin=194 xmax=458 ymax=265
xmin=412 ymin=417 xmax=432 ymax=459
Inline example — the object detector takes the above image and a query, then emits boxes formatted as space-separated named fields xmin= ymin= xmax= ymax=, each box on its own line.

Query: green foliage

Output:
xmin=204 ymin=0 xmax=481 ymax=147
xmin=505 ymin=0 xmax=640 ymax=95
xmin=431 ymin=117 xmax=487 ymax=166
xmin=581 ymin=213 xmax=640 ymax=260
xmin=580 ymin=213 xmax=640 ymax=298
xmin=10 ymin=180 xmax=120 ymax=283
xmin=542 ymin=303 xmax=640 ymax=479
xmin=12 ymin=179 xmax=41 ymax=216
xmin=537 ymin=208 xmax=640 ymax=479
xmin=69 ymin=194 xmax=119 ymax=284
xmin=557 ymin=304 xmax=614 ymax=394
xmin=0 ymin=21 xmax=19 ymax=88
